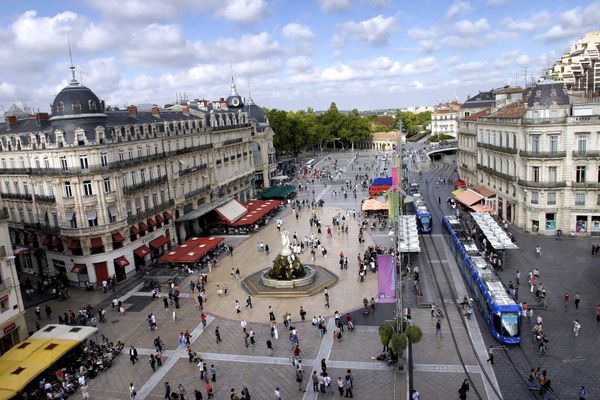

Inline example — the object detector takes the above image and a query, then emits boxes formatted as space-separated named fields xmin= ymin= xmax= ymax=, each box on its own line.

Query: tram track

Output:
xmin=416 ymin=157 xmax=542 ymax=399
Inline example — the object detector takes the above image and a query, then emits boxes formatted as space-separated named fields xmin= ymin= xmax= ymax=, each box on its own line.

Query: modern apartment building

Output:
xmin=0 ymin=201 xmax=26 ymax=354
xmin=462 ymin=79 xmax=600 ymax=235
xmin=548 ymin=30 xmax=600 ymax=94
xmin=0 ymin=70 xmax=276 ymax=286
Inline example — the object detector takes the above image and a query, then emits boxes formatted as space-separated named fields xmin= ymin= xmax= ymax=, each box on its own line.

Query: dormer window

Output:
xmin=56 ymin=102 xmax=64 ymax=112
xmin=89 ymin=100 xmax=97 ymax=111
xmin=72 ymin=101 xmax=81 ymax=111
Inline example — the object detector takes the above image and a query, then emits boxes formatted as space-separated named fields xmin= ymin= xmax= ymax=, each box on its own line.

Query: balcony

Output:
xmin=519 ymin=150 xmax=566 ymax=158
xmin=476 ymin=164 xmax=517 ymax=182
xmin=105 ymin=191 xmax=117 ymax=203
xmin=61 ymin=218 xmax=129 ymax=237
xmin=82 ymin=194 xmax=97 ymax=205
xmin=517 ymin=179 xmax=567 ymax=188
xmin=34 ymin=194 xmax=56 ymax=204
xmin=572 ymin=150 xmax=600 ymax=159
xmin=0 ymin=193 xmax=33 ymax=201
xmin=0 ymin=277 xmax=13 ymax=295
xmin=523 ymin=116 xmax=567 ymax=124
xmin=127 ymin=199 xmax=175 ymax=223
xmin=179 ymin=164 xmax=208 ymax=178
xmin=184 ymin=185 xmax=211 ymax=200
xmin=0 ymin=208 xmax=9 ymax=221
xmin=571 ymin=182 xmax=600 ymax=189
xmin=477 ymin=142 xmax=518 ymax=155
xmin=222 ymin=138 xmax=244 ymax=147
xmin=62 ymin=196 xmax=75 ymax=206
xmin=168 ymin=143 xmax=213 ymax=157
xmin=123 ymin=175 xmax=168 ymax=195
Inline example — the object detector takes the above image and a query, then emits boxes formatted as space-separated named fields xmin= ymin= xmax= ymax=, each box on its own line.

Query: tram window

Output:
xmin=493 ymin=314 xmax=502 ymax=334
xmin=501 ymin=313 xmax=519 ymax=337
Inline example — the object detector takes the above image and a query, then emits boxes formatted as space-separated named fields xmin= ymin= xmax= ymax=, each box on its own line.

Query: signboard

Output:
xmin=3 ymin=322 xmax=16 ymax=334
xmin=377 ymin=255 xmax=396 ymax=302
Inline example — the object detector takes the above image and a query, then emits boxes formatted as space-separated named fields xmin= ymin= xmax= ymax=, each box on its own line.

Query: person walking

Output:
xmin=246 ymin=296 xmax=253 ymax=309
xmin=45 ymin=304 xmax=53 ymax=320
xmin=81 ymin=384 xmax=90 ymax=399
xmin=266 ymin=339 xmax=273 ymax=356
xmin=215 ymin=326 xmax=222 ymax=343
xmin=210 ymin=364 xmax=216 ymax=382
xmin=129 ymin=383 xmax=137 ymax=400
xmin=337 ymin=377 xmax=345 ymax=396
xmin=573 ymin=320 xmax=581 ymax=336
xmin=296 ymin=368 xmax=304 ymax=391
xmin=34 ymin=305 xmax=41 ymax=320
xmin=410 ymin=389 xmax=421 ymax=400
xmin=300 ymin=306 xmax=307 ymax=321
xmin=274 ymin=387 xmax=281 ymax=400
xmin=535 ymin=245 xmax=541 ymax=258
xmin=564 ymin=291 xmax=570 ymax=306
xmin=164 ymin=382 xmax=171 ymax=399
xmin=240 ymin=387 xmax=251 ymax=400
xmin=149 ymin=353 xmax=156 ymax=372
xmin=458 ymin=379 xmax=470 ymax=400
xmin=129 ymin=346 xmax=138 ymax=365
xmin=179 ymin=384 xmax=187 ymax=400
xmin=487 ymin=345 xmax=494 ymax=364
xmin=235 ymin=300 xmax=241 ymax=314
xmin=435 ymin=319 xmax=442 ymax=337
xmin=579 ymin=385 xmax=588 ymax=399
xmin=155 ymin=350 xmax=162 ymax=367
xmin=312 ymin=371 xmax=319 ymax=392
xmin=574 ymin=294 xmax=580 ymax=309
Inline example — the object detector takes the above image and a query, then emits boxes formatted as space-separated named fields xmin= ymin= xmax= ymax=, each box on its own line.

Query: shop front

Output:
xmin=0 ymin=313 xmax=27 ymax=356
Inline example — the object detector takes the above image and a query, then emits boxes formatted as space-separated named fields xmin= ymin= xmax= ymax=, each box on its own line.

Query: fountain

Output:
xmin=261 ymin=230 xmax=316 ymax=288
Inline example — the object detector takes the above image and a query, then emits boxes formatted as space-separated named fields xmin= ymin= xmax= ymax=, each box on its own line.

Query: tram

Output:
xmin=443 ymin=215 xmax=521 ymax=344
xmin=408 ymin=183 xmax=432 ymax=233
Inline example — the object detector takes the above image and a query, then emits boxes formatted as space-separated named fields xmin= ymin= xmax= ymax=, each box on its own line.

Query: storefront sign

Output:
xmin=545 ymin=220 xmax=556 ymax=231
xmin=0 ymin=295 xmax=8 ymax=303
xmin=52 ymin=259 xmax=66 ymax=268
xmin=3 ymin=322 xmax=16 ymax=334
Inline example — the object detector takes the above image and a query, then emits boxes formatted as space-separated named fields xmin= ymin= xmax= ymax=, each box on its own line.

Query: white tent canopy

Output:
xmin=470 ymin=212 xmax=519 ymax=250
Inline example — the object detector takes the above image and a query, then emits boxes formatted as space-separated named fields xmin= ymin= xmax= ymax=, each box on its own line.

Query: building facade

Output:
xmin=468 ymin=79 xmax=600 ymax=235
xmin=0 ymin=71 xmax=275 ymax=285
xmin=0 ymin=201 xmax=26 ymax=354
xmin=431 ymin=101 xmax=462 ymax=138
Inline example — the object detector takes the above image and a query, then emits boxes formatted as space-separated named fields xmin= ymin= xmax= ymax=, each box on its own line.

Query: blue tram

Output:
xmin=408 ymin=183 xmax=432 ymax=233
xmin=443 ymin=215 xmax=521 ymax=344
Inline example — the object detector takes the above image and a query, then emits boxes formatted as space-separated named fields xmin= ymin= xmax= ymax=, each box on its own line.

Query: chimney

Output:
xmin=127 ymin=105 xmax=138 ymax=118
xmin=151 ymin=105 xmax=160 ymax=117
xmin=35 ymin=112 xmax=49 ymax=127
xmin=4 ymin=116 xmax=17 ymax=129
xmin=182 ymin=106 xmax=190 ymax=114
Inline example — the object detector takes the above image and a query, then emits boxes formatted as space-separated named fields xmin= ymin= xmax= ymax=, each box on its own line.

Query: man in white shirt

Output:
xmin=274 ymin=387 xmax=281 ymax=399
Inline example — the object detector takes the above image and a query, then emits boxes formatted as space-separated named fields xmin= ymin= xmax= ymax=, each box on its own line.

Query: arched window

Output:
xmin=57 ymin=102 xmax=64 ymax=112
xmin=72 ymin=101 xmax=81 ymax=111
xmin=88 ymin=100 xmax=97 ymax=111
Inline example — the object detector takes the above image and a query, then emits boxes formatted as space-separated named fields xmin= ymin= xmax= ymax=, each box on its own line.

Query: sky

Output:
xmin=0 ymin=0 xmax=599 ymax=113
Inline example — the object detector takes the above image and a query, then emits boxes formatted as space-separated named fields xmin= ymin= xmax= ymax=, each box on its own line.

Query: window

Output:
xmin=549 ymin=136 xmax=558 ymax=153
xmin=82 ymin=180 xmax=93 ymax=196
xmin=597 ymin=193 xmax=600 ymax=206
xmin=140 ymin=169 xmax=146 ymax=183
xmin=23 ymin=182 xmax=28 ymax=195
xmin=532 ymin=166 xmax=540 ymax=182
xmin=143 ymin=196 xmax=149 ymax=209
xmin=119 ymin=150 xmax=124 ymax=162
xmin=575 ymin=192 xmax=586 ymax=206
xmin=547 ymin=192 xmax=556 ymax=205
xmin=128 ymin=148 xmax=133 ymax=159
xmin=103 ymin=178 xmax=112 ymax=193
xmin=548 ymin=166 xmax=557 ymax=182
xmin=598 ymin=166 xmax=600 ymax=183
xmin=122 ymin=174 xmax=128 ymax=187
xmin=531 ymin=135 xmax=540 ymax=152
xmin=34 ymin=158 xmax=40 ymax=168
xmin=100 ymin=153 xmax=108 ymax=167
xmin=66 ymin=212 xmax=77 ymax=228
xmin=577 ymin=135 xmax=588 ymax=153
xmin=87 ymin=210 xmax=98 ymax=227
xmin=47 ymin=184 xmax=53 ymax=196
xmin=137 ymin=147 xmax=142 ymax=157
xmin=72 ymin=101 xmax=81 ymax=111
xmin=131 ymin=171 xmax=137 ymax=185
xmin=160 ymin=189 xmax=166 ymax=203
xmin=79 ymin=155 xmax=89 ymax=170
xmin=56 ymin=102 xmax=64 ymax=112
xmin=152 ymin=193 xmax=158 ymax=206
xmin=64 ymin=182 xmax=72 ymax=198
xmin=3 ymin=182 xmax=9 ymax=193
xmin=43 ymin=157 xmax=49 ymax=169
xmin=13 ymin=181 xmax=18 ymax=193
xmin=0 ymin=296 xmax=8 ymax=312
xmin=88 ymin=100 xmax=97 ymax=111
xmin=108 ymin=207 xmax=118 ymax=223
xmin=576 ymin=166 xmax=586 ymax=183
xmin=531 ymin=191 xmax=539 ymax=205
xmin=60 ymin=156 xmax=68 ymax=171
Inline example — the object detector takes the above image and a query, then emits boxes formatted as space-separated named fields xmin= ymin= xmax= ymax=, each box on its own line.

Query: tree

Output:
xmin=389 ymin=333 xmax=408 ymax=357
xmin=405 ymin=325 xmax=423 ymax=344
xmin=378 ymin=324 xmax=394 ymax=350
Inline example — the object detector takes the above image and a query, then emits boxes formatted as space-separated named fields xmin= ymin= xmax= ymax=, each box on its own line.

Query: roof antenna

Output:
xmin=230 ymin=63 xmax=238 ymax=96
xmin=68 ymin=35 xmax=78 ymax=85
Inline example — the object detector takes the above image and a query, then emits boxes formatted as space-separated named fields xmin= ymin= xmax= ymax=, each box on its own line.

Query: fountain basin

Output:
xmin=261 ymin=266 xmax=316 ymax=288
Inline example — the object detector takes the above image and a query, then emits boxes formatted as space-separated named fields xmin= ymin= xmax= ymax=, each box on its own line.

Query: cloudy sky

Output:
xmin=0 ymin=0 xmax=599 ymax=112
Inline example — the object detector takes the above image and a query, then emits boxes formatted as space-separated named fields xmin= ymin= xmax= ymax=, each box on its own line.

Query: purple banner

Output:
xmin=377 ymin=255 xmax=396 ymax=302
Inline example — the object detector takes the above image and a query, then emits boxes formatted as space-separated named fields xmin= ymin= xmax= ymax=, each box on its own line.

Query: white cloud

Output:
xmin=287 ymin=56 xmax=312 ymax=72
xmin=87 ymin=0 xmax=199 ymax=22
xmin=216 ymin=0 xmax=269 ymax=24
xmin=0 ymin=82 xmax=16 ymax=98
xmin=453 ymin=18 xmax=490 ymax=36
xmin=282 ymin=23 xmax=315 ymax=41
xmin=446 ymin=1 xmax=472 ymax=19
xmin=516 ymin=55 xmax=531 ymax=65
xmin=213 ymin=32 xmax=281 ymax=62
xmin=123 ymin=24 xmax=195 ymax=67
xmin=407 ymin=27 xmax=439 ymax=41
xmin=449 ymin=61 xmax=486 ymax=73
xmin=502 ymin=11 xmax=549 ymax=32
xmin=487 ymin=0 xmax=510 ymax=4
xmin=317 ymin=0 xmax=352 ymax=12
xmin=536 ymin=2 xmax=600 ymax=42
xmin=334 ymin=15 xmax=396 ymax=46
xmin=362 ymin=0 xmax=389 ymax=7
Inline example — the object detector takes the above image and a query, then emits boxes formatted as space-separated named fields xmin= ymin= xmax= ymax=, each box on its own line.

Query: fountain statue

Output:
xmin=280 ymin=230 xmax=292 ymax=256
xmin=267 ymin=230 xmax=306 ymax=280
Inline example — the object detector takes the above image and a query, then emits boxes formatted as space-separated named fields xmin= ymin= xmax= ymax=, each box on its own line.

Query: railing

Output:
xmin=0 ymin=168 xmax=29 ymax=175
xmin=34 ymin=194 xmax=56 ymax=203
xmin=519 ymin=150 xmax=566 ymax=158
xmin=123 ymin=175 xmax=168 ymax=195
xmin=184 ymin=185 xmax=211 ymax=200
xmin=572 ymin=151 xmax=600 ymax=158
xmin=517 ymin=179 xmax=567 ymax=188
xmin=61 ymin=218 xmax=129 ymax=236
xmin=477 ymin=142 xmax=518 ymax=155
xmin=0 ymin=193 xmax=32 ymax=201
xmin=523 ymin=116 xmax=567 ymax=124
xmin=82 ymin=194 xmax=97 ymax=205
xmin=476 ymin=164 xmax=517 ymax=182
xmin=223 ymin=138 xmax=244 ymax=147
xmin=179 ymin=164 xmax=208 ymax=178
xmin=0 ymin=208 xmax=9 ymax=221
xmin=127 ymin=199 xmax=175 ymax=223
xmin=22 ymin=222 xmax=61 ymax=235
xmin=0 ymin=277 xmax=13 ymax=294
xmin=571 ymin=182 xmax=600 ymax=189
xmin=167 ymin=143 xmax=213 ymax=157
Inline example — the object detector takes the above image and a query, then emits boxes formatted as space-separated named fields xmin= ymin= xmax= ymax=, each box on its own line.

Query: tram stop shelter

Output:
xmin=470 ymin=212 xmax=518 ymax=266
xmin=397 ymin=215 xmax=421 ymax=253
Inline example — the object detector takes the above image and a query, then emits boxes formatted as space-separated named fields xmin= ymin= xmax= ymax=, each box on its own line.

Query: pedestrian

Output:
xmin=215 ymin=326 xmax=222 ymax=343
xmin=344 ymin=374 xmax=353 ymax=397
xmin=436 ymin=319 xmax=442 ymax=337
xmin=155 ymin=350 xmax=162 ymax=366
xmin=201 ymin=313 xmax=207 ymax=328
xmin=336 ymin=377 xmax=345 ymax=396
xmin=205 ymin=382 xmax=214 ymax=399
xmin=163 ymin=297 xmax=169 ymax=309
xmin=241 ymin=319 xmax=248 ymax=331
xmin=243 ymin=328 xmax=249 ymax=347
xmin=129 ymin=383 xmax=137 ymax=400
xmin=267 ymin=339 xmax=273 ymax=356
xmin=274 ymin=387 xmax=281 ymax=400
xmin=296 ymin=368 xmax=304 ymax=391
xmin=312 ymin=371 xmax=319 ymax=392
xmin=179 ymin=384 xmax=187 ymax=400
xmin=579 ymin=385 xmax=588 ymax=400
xmin=164 ymin=382 xmax=171 ymax=399
xmin=515 ymin=270 xmax=520 ymax=285
xmin=249 ymin=329 xmax=256 ymax=345
xmin=235 ymin=300 xmax=241 ymax=314
xmin=149 ymin=353 xmax=156 ymax=372
xmin=246 ymin=296 xmax=253 ymax=309
xmin=574 ymin=294 xmax=580 ymax=309
xmin=81 ymin=384 xmax=90 ymax=399
xmin=573 ymin=320 xmax=581 ymax=336
xmin=269 ymin=306 xmax=276 ymax=322
xmin=536 ymin=245 xmax=541 ymax=257
xmin=210 ymin=364 xmax=216 ymax=382
xmin=431 ymin=303 xmax=435 ymax=318
xmin=564 ymin=291 xmax=570 ymax=306
xmin=300 ymin=306 xmax=306 ymax=321
xmin=410 ymin=389 xmax=420 ymax=400
xmin=172 ymin=310 xmax=177 ymax=321
xmin=459 ymin=379 xmax=470 ymax=399
xmin=596 ymin=304 xmax=600 ymax=324
xmin=129 ymin=346 xmax=138 ymax=364
xmin=487 ymin=345 xmax=494 ymax=364
xmin=231 ymin=268 xmax=235 ymax=279
xmin=34 ymin=305 xmax=41 ymax=320
xmin=45 ymin=304 xmax=52 ymax=320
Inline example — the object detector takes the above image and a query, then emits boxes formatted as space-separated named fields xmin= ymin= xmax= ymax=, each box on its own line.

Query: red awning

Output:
xmin=233 ymin=200 xmax=282 ymax=226
xmin=134 ymin=245 xmax=151 ymax=258
xmin=71 ymin=263 xmax=87 ymax=274
xmin=42 ymin=236 xmax=51 ymax=246
xmin=163 ymin=211 xmax=172 ymax=221
xmin=147 ymin=218 xmax=156 ymax=227
xmin=68 ymin=239 xmax=81 ymax=251
xmin=52 ymin=236 xmax=62 ymax=248
xmin=112 ymin=232 xmax=125 ymax=243
xmin=26 ymin=233 xmax=36 ymax=243
xmin=158 ymin=237 xmax=224 ymax=264
xmin=138 ymin=222 xmax=148 ymax=232
xmin=130 ymin=225 xmax=139 ymax=235
xmin=155 ymin=214 xmax=164 ymax=224
xmin=454 ymin=180 xmax=467 ymax=188
xmin=149 ymin=235 xmax=168 ymax=249
xmin=114 ymin=256 xmax=130 ymax=269
xmin=90 ymin=237 xmax=103 ymax=249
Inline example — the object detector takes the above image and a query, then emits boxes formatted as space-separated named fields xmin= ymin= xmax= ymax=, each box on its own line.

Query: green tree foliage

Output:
xmin=405 ymin=325 xmax=423 ymax=344
xmin=395 ymin=111 xmax=431 ymax=136
xmin=378 ymin=324 xmax=394 ymax=348
xmin=390 ymin=333 xmax=408 ymax=357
